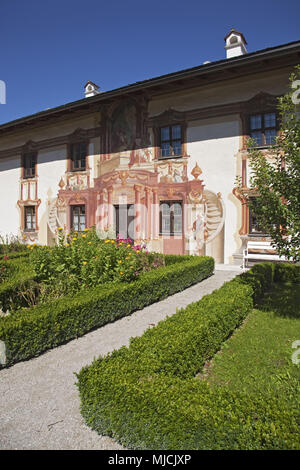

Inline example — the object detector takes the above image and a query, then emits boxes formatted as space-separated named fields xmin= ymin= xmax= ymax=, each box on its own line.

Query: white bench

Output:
xmin=243 ymin=240 xmax=286 ymax=270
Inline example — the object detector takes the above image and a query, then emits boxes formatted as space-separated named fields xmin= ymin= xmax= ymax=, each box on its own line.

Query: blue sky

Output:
xmin=0 ymin=0 xmax=299 ymax=125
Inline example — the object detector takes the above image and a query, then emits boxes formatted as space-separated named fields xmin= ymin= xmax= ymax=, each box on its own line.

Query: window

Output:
xmin=160 ymin=201 xmax=182 ymax=235
xmin=70 ymin=142 xmax=87 ymax=171
xmin=71 ymin=205 xmax=86 ymax=232
xmin=114 ymin=204 xmax=135 ymax=240
xmin=249 ymin=112 xmax=277 ymax=146
xmin=159 ymin=125 xmax=182 ymax=159
xmin=248 ymin=198 xmax=268 ymax=235
xmin=24 ymin=206 xmax=36 ymax=231
xmin=23 ymin=153 xmax=36 ymax=178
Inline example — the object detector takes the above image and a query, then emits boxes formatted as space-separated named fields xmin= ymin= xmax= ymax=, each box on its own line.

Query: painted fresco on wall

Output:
xmin=67 ymin=174 xmax=88 ymax=191
xmin=187 ymin=207 xmax=206 ymax=255
xmin=111 ymin=103 xmax=137 ymax=153
xmin=191 ymin=213 xmax=205 ymax=253
xmin=130 ymin=137 xmax=153 ymax=165
xmin=156 ymin=161 xmax=187 ymax=183
xmin=111 ymin=101 xmax=153 ymax=166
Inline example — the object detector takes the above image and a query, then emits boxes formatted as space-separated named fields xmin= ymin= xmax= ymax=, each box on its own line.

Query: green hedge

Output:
xmin=0 ymin=255 xmax=214 ymax=368
xmin=0 ymin=257 xmax=37 ymax=312
xmin=76 ymin=262 xmax=300 ymax=450
xmin=0 ymin=251 xmax=30 ymax=261
xmin=164 ymin=254 xmax=196 ymax=265
xmin=274 ymin=262 xmax=300 ymax=283
xmin=0 ymin=244 xmax=28 ymax=255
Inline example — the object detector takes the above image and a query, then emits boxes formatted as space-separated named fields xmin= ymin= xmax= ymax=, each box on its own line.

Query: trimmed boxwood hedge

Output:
xmin=0 ymin=255 xmax=214 ymax=368
xmin=0 ymin=257 xmax=37 ymax=311
xmin=274 ymin=262 xmax=300 ymax=283
xmin=76 ymin=262 xmax=300 ymax=450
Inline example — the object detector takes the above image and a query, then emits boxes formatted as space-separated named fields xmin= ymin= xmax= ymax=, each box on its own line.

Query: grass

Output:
xmin=201 ymin=281 xmax=300 ymax=405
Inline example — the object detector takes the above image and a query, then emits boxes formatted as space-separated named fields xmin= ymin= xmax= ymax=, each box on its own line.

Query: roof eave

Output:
xmin=0 ymin=39 xmax=299 ymax=134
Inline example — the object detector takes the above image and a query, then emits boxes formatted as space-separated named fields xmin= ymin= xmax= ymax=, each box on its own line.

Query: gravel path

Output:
xmin=0 ymin=268 xmax=239 ymax=450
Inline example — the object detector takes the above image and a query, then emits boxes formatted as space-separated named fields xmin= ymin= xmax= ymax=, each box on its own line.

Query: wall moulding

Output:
xmin=0 ymin=127 xmax=102 ymax=160
xmin=147 ymin=92 xmax=280 ymax=130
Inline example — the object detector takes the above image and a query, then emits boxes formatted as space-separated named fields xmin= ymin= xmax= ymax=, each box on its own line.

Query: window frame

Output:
xmin=248 ymin=111 xmax=278 ymax=148
xmin=159 ymin=200 xmax=183 ymax=236
xmin=24 ymin=205 xmax=36 ymax=232
xmin=69 ymin=141 xmax=87 ymax=172
xmin=248 ymin=198 xmax=269 ymax=236
xmin=22 ymin=152 xmax=36 ymax=179
xmin=70 ymin=205 xmax=86 ymax=232
xmin=114 ymin=204 xmax=135 ymax=240
xmin=158 ymin=124 xmax=183 ymax=160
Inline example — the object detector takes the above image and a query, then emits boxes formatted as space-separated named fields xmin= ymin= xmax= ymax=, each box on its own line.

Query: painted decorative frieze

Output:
xmin=155 ymin=160 xmax=188 ymax=183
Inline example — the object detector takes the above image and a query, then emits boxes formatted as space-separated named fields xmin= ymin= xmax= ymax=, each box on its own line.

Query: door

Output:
xmin=160 ymin=201 xmax=184 ymax=254
xmin=114 ymin=204 xmax=135 ymax=240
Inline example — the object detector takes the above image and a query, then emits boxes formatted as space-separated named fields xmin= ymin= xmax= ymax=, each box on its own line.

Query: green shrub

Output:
xmin=76 ymin=262 xmax=300 ymax=450
xmin=0 ymin=236 xmax=28 ymax=254
xmin=0 ymin=258 xmax=37 ymax=312
xmin=274 ymin=263 xmax=300 ymax=283
xmin=0 ymin=251 xmax=30 ymax=261
xmin=0 ymin=252 xmax=31 ymax=284
xmin=164 ymin=254 xmax=196 ymax=265
xmin=30 ymin=229 xmax=163 ymax=299
xmin=0 ymin=255 xmax=214 ymax=367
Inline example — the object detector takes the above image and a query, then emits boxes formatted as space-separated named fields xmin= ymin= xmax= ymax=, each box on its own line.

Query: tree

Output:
xmin=244 ymin=65 xmax=300 ymax=262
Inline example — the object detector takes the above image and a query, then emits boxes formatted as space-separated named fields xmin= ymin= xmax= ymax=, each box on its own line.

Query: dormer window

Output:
xmin=249 ymin=112 xmax=277 ymax=147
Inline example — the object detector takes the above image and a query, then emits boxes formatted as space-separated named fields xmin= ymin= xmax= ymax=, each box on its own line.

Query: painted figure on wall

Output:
xmin=129 ymin=137 xmax=153 ymax=165
xmin=111 ymin=103 xmax=137 ymax=153
xmin=189 ymin=212 xmax=206 ymax=255
xmin=173 ymin=168 xmax=183 ymax=182
xmin=156 ymin=160 xmax=187 ymax=184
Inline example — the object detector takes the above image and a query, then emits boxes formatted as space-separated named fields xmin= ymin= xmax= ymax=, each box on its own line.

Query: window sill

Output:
xmin=248 ymin=233 xmax=271 ymax=238
xmin=247 ymin=144 xmax=278 ymax=151
xmin=158 ymin=154 xmax=184 ymax=161
xmin=159 ymin=233 xmax=183 ymax=236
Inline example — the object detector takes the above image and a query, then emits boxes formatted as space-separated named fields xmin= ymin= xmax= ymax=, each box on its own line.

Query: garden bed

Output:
xmin=0 ymin=254 xmax=214 ymax=368
xmin=76 ymin=262 xmax=300 ymax=450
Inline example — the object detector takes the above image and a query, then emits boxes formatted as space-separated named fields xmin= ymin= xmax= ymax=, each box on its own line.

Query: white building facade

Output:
xmin=0 ymin=31 xmax=299 ymax=264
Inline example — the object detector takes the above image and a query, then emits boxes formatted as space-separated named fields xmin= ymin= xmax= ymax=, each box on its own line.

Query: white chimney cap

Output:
xmin=224 ymin=29 xmax=247 ymax=59
xmin=84 ymin=81 xmax=101 ymax=98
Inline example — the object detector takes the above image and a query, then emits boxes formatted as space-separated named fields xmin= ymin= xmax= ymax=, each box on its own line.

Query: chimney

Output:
xmin=84 ymin=81 xmax=101 ymax=98
xmin=224 ymin=29 xmax=247 ymax=59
